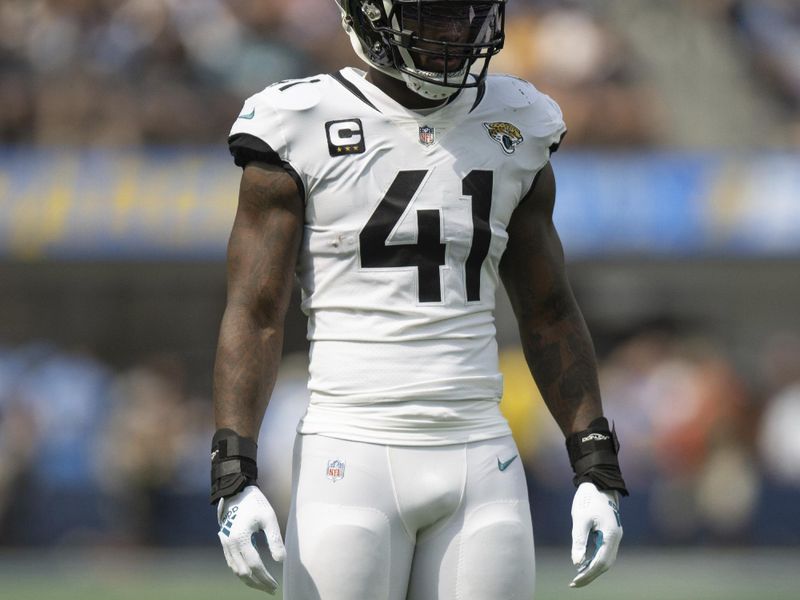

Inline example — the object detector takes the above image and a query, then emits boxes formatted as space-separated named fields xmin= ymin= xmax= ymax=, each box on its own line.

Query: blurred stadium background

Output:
xmin=1 ymin=0 xmax=800 ymax=598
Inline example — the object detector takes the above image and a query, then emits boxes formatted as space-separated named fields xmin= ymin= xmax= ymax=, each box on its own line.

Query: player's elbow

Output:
xmin=251 ymin=292 xmax=290 ymax=331
xmin=224 ymin=294 xmax=288 ymax=334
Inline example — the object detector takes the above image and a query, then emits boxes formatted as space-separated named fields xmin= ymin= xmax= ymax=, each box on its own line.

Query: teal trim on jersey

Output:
xmin=237 ymin=108 xmax=255 ymax=120
xmin=497 ymin=455 xmax=518 ymax=471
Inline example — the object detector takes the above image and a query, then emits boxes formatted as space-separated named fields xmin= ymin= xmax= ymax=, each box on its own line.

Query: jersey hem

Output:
xmin=295 ymin=427 xmax=513 ymax=447
xmin=296 ymin=398 xmax=512 ymax=447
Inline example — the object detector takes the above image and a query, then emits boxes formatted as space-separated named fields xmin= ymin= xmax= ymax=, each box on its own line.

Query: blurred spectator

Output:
xmin=0 ymin=62 xmax=35 ymax=142
xmin=494 ymin=3 xmax=663 ymax=146
xmin=96 ymin=353 xmax=211 ymax=544
xmin=1 ymin=0 xmax=800 ymax=548
xmin=0 ymin=0 xmax=316 ymax=144
xmin=0 ymin=343 xmax=216 ymax=546
xmin=0 ymin=342 xmax=114 ymax=544
xmin=1 ymin=324 xmax=799 ymax=547
xmin=3 ymin=0 xmax=799 ymax=147
xmin=757 ymin=333 xmax=800 ymax=486
xmin=597 ymin=331 xmax=758 ymax=543
xmin=730 ymin=0 xmax=800 ymax=108
xmin=729 ymin=0 xmax=800 ymax=142
xmin=0 ymin=343 xmax=51 ymax=526
xmin=0 ymin=0 xmax=714 ymax=148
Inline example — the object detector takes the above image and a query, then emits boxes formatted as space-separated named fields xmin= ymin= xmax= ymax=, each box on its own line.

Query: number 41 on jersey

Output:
xmin=359 ymin=170 xmax=493 ymax=303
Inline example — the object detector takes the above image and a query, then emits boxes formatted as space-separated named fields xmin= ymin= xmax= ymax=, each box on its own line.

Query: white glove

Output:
xmin=217 ymin=485 xmax=286 ymax=594
xmin=569 ymin=482 xmax=622 ymax=588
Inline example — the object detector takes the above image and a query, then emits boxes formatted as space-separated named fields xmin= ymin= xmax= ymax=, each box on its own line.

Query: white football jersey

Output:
xmin=230 ymin=68 xmax=565 ymax=441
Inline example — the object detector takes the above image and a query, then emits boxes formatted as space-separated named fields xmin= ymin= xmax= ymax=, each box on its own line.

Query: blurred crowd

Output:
xmin=1 ymin=0 xmax=800 ymax=551
xmin=500 ymin=326 xmax=800 ymax=546
xmin=1 ymin=0 xmax=799 ymax=147
xmin=731 ymin=0 xmax=800 ymax=115
xmin=1 ymin=328 xmax=799 ymax=547
xmin=0 ymin=344 xmax=213 ymax=545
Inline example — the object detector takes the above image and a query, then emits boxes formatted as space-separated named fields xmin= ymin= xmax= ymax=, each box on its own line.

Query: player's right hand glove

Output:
xmin=217 ymin=485 xmax=286 ymax=594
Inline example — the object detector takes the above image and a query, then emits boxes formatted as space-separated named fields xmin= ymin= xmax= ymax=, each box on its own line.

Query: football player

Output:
xmin=211 ymin=1 xmax=628 ymax=598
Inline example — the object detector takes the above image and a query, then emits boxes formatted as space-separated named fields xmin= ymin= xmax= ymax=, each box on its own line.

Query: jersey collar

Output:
xmin=337 ymin=68 xmax=484 ymax=122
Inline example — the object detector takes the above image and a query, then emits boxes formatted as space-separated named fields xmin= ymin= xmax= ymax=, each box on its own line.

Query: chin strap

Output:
xmin=566 ymin=417 xmax=629 ymax=497
xmin=210 ymin=429 xmax=258 ymax=505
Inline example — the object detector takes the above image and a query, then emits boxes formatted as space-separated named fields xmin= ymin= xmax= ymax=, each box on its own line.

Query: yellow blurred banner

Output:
xmin=1 ymin=149 xmax=800 ymax=260
xmin=0 ymin=148 xmax=239 ymax=260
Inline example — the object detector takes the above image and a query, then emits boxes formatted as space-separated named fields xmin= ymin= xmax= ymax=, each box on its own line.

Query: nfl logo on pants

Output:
xmin=326 ymin=459 xmax=345 ymax=482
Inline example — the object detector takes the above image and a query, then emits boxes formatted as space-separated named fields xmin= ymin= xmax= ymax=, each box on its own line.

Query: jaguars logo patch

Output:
xmin=483 ymin=122 xmax=524 ymax=155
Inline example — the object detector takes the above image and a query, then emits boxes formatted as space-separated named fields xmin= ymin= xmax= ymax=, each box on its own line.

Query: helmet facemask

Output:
xmin=338 ymin=0 xmax=506 ymax=100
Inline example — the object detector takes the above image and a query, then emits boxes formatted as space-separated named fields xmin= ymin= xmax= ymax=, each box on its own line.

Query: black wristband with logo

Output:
xmin=565 ymin=416 xmax=629 ymax=496
xmin=210 ymin=428 xmax=258 ymax=505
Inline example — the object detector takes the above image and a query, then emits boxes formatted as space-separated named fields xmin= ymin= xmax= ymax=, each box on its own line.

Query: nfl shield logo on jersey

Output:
xmin=326 ymin=459 xmax=345 ymax=482
xmin=418 ymin=125 xmax=435 ymax=146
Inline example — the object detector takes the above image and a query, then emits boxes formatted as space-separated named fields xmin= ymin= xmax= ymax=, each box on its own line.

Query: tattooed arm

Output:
xmin=499 ymin=162 xmax=602 ymax=436
xmin=502 ymin=162 xmax=627 ymax=587
xmin=213 ymin=162 xmax=304 ymax=439
xmin=209 ymin=162 xmax=302 ymax=592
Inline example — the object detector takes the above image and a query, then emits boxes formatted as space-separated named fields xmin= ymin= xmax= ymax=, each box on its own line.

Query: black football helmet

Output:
xmin=334 ymin=0 xmax=506 ymax=100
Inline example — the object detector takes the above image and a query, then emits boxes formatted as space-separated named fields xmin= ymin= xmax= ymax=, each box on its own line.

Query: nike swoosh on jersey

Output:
xmin=497 ymin=455 xmax=518 ymax=471
xmin=238 ymin=108 xmax=255 ymax=120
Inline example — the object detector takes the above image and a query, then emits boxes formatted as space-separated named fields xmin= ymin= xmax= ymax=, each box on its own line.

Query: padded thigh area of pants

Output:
xmin=457 ymin=501 xmax=535 ymax=599
xmin=407 ymin=500 xmax=535 ymax=600
xmin=286 ymin=502 xmax=393 ymax=600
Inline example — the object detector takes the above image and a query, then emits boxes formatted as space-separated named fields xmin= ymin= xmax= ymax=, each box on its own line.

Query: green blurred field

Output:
xmin=1 ymin=548 xmax=796 ymax=600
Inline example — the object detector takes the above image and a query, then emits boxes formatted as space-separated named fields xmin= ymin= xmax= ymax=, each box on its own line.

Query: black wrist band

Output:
xmin=566 ymin=417 xmax=629 ymax=497
xmin=210 ymin=428 xmax=259 ymax=504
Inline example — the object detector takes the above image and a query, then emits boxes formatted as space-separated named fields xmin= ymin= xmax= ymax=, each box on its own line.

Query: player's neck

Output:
xmin=365 ymin=68 xmax=448 ymax=111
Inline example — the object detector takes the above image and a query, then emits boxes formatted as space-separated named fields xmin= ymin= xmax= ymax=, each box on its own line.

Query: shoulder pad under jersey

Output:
xmin=485 ymin=74 xmax=567 ymax=153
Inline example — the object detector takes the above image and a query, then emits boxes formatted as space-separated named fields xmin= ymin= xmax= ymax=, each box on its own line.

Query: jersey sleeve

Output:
xmin=228 ymin=87 xmax=306 ymax=200
xmin=511 ymin=80 xmax=566 ymax=160
xmin=532 ymin=92 xmax=567 ymax=155
xmin=486 ymin=75 xmax=567 ymax=171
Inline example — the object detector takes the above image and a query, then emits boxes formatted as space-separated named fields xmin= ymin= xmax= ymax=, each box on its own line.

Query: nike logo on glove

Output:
xmin=497 ymin=455 xmax=518 ymax=471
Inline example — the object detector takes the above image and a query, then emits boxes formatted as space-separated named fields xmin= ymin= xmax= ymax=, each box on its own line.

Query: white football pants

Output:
xmin=283 ymin=433 xmax=535 ymax=600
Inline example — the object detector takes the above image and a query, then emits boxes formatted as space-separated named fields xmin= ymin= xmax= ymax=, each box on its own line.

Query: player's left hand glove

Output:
xmin=217 ymin=485 xmax=286 ymax=594
xmin=569 ymin=482 xmax=622 ymax=588
xmin=565 ymin=416 xmax=628 ymax=588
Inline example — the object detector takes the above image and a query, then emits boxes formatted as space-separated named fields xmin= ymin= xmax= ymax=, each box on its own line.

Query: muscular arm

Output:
xmin=213 ymin=162 xmax=304 ymax=439
xmin=503 ymin=162 xmax=625 ymax=586
xmin=500 ymin=162 xmax=602 ymax=437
